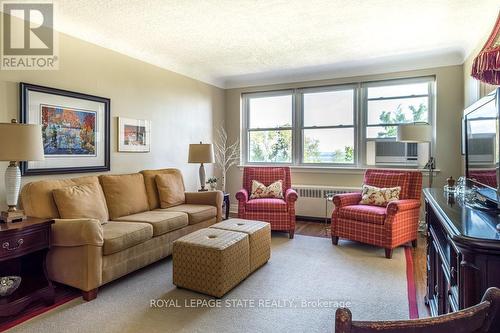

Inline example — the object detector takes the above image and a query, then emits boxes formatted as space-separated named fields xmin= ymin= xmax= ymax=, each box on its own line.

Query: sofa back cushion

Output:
xmin=53 ymin=183 xmax=109 ymax=224
xmin=140 ymin=169 xmax=185 ymax=210
xmin=20 ymin=176 xmax=100 ymax=219
xmin=155 ymin=174 xmax=186 ymax=208
xmin=99 ymin=173 xmax=149 ymax=219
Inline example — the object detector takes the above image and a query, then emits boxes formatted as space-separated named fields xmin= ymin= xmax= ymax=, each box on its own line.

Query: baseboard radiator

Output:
xmin=292 ymin=185 xmax=360 ymax=219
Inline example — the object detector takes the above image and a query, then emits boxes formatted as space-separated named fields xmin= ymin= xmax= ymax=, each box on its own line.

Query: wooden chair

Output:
xmin=335 ymin=287 xmax=500 ymax=333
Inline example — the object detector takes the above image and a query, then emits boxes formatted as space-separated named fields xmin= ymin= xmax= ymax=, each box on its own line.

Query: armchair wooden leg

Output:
xmin=289 ymin=229 xmax=295 ymax=239
xmin=385 ymin=248 xmax=393 ymax=259
xmin=412 ymin=239 xmax=418 ymax=248
xmin=332 ymin=236 xmax=339 ymax=245
xmin=82 ymin=288 xmax=98 ymax=301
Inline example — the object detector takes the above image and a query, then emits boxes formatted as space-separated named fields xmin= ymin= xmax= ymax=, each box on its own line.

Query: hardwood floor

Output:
xmin=295 ymin=220 xmax=430 ymax=318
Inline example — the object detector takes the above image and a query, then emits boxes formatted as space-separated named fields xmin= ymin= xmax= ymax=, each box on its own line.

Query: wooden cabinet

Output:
xmin=424 ymin=188 xmax=500 ymax=320
xmin=0 ymin=218 xmax=55 ymax=317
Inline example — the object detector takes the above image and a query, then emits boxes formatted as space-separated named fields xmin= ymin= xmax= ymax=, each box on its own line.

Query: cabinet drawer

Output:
xmin=0 ymin=227 xmax=49 ymax=259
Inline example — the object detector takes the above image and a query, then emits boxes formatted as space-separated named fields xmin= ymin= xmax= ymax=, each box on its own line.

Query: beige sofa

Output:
xmin=20 ymin=168 xmax=223 ymax=301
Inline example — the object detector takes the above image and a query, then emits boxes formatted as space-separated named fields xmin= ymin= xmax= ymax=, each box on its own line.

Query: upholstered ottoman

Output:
xmin=172 ymin=228 xmax=250 ymax=298
xmin=210 ymin=218 xmax=271 ymax=273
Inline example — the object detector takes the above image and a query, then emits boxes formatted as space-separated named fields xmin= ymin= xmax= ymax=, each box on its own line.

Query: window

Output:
xmin=301 ymin=87 xmax=355 ymax=164
xmin=365 ymin=81 xmax=431 ymax=139
xmin=245 ymin=92 xmax=293 ymax=163
xmin=242 ymin=77 xmax=434 ymax=167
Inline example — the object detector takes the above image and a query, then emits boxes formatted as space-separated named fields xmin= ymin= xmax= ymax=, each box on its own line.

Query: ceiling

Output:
xmin=52 ymin=0 xmax=499 ymax=88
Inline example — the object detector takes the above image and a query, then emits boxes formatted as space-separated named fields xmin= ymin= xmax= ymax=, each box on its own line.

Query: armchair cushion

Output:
xmin=246 ymin=198 xmax=287 ymax=212
xmin=338 ymin=205 xmax=386 ymax=225
xmin=364 ymin=171 xmax=411 ymax=199
xmin=155 ymin=174 xmax=186 ymax=208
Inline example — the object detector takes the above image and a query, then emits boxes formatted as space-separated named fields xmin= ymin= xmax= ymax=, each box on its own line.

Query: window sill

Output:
xmin=238 ymin=164 xmax=440 ymax=175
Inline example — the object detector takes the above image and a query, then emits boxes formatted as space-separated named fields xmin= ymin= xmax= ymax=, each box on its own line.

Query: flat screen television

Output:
xmin=464 ymin=87 xmax=500 ymax=208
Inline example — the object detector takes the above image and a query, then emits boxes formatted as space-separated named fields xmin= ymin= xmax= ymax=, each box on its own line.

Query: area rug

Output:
xmin=5 ymin=235 xmax=413 ymax=333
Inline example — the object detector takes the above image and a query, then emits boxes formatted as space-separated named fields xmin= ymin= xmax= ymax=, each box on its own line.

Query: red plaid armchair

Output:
xmin=331 ymin=169 xmax=422 ymax=258
xmin=236 ymin=167 xmax=298 ymax=238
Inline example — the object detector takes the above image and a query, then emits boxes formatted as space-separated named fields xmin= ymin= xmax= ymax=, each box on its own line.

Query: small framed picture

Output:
xmin=118 ymin=117 xmax=151 ymax=152
xmin=20 ymin=82 xmax=110 ymax=176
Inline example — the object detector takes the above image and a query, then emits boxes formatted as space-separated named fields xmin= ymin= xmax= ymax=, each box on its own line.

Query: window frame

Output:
xmin=297 ymin=84 xmax=358 ymax=166
xmin=241 ymin=76 xmax=435 ymax=168
xmin=242 ymin=89 xmax=295 ymax=165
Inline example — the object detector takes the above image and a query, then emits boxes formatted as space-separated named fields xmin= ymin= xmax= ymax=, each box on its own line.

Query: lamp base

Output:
xmin=0 ymin=209 xmax=26 ymax=223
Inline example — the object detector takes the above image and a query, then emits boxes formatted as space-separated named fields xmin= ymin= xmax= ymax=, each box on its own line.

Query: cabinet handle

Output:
xmin=450 ymin=267 xmax=456 ymax=279
xmin=2 ymin=238 xmax=24 ymax=251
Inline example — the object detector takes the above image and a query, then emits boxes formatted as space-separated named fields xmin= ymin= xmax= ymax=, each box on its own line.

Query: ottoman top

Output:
xmin=174 ymin=228 xmax=247 ymax=251
xmin=211 ymin=218 xmax=270 ymax=234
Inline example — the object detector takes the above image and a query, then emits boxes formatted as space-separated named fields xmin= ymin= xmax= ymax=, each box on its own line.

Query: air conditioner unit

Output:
xmin=366 ymin=141 xmax=429 ymax=166
xmin=468 ymin=133 xmax=496 ymax=164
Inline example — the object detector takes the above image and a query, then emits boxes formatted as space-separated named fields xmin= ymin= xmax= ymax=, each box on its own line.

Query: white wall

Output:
xmin=0 ymin=31 xmax=224 ymax=211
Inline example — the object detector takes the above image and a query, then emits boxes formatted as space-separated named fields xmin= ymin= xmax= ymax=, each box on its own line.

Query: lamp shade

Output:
xmin=188 ymin=143 xmax=214 ymax=163
xmin=0 ymin=122 xmax=44 ymax=161
xmin=397 ymin=124 xmax=432 ymax=143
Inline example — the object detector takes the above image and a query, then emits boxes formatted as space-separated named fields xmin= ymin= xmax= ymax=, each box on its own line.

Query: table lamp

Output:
xmin=397 ymin=123 xmax=433 ymax=187
xmin=188 ymin=142 xmax=214 ymax=191
xmin=0 ymin=119 xmax=44 ymax=222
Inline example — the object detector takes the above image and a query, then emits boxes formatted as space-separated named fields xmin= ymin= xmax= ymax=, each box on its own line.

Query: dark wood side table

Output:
xmin=222 ymin=193 xmax=230 ymax=220
xmin=0 ymin=218 xmax=55 ymax=317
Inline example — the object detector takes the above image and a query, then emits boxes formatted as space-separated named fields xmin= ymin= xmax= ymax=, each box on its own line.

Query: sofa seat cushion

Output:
xmin=160 ymin=204 xmax=216 ymax=225
xmin=102 ymin=222 xmax=153 ymax=255
xmin=246 ymin=198 xmax=287 ymax=212
xmin=113 ymin=211 xmax=188 ymax=237
xmin=338 ymin=205 xmax=387 ymax=225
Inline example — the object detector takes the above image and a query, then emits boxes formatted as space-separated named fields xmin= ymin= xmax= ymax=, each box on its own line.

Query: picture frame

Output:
xmin=20 ymin=82 xmax=110 ymax=176
xmin=117 ymin=117 xmax=151 ymax=152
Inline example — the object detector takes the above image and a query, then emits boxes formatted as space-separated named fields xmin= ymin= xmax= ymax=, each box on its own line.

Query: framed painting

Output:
xmin=118 ymin=117 xmax=151 ymax=152
xmin=20 ymin=82 xmax=110 ymax=175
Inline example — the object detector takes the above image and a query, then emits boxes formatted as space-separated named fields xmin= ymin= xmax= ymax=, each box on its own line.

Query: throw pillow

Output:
xmin=250 ymin=180 xmax=284 ymax=199
xmin=359 ymin=184 xmax=401 ymax=206
xmin=53 ymin=183 xmax=109 ymax=224
xmin=364 ymin=172 xmax=411 ymax=199
xmin=156 ymin=174 xmax=186 ymax=208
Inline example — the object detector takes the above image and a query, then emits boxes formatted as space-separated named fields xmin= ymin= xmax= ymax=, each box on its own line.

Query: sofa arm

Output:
xmin=185 ymin=190 xmax=223 ymax=221
xmin=51 ymin=219 xmax=104 ymax=247
xmin=386 ymin=199 xmax=421 ymax=215
xmin=333 ymin=192 xmax=362 ymax=208
xmin=235 ymin=189 xmax=249 ymax=203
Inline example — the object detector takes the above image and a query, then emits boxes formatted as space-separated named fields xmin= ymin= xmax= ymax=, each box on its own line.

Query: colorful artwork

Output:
xmin=41 ymin=105 xmax=96 ymax=155
xmin=123 ymin=125 xmax=146 ymax=146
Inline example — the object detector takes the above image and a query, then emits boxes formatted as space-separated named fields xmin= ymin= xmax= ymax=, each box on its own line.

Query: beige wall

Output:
xmin=225 ymin=65 xmax=464 ymax=208
xmin=0 ymin=32 xmax=224 ymax=211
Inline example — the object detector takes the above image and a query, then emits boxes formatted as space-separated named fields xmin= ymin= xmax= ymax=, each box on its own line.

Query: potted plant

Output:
xmin=206 ymin=177 xmax=218 ymax=191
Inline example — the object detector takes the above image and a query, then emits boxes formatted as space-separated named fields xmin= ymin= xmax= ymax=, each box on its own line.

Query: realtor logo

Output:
xmin=1 ymin=1 xmax=58 ymax=70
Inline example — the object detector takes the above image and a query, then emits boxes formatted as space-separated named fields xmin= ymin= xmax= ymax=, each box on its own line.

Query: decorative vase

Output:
xmin=209 ymin=182 xmax=217 ymax=191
